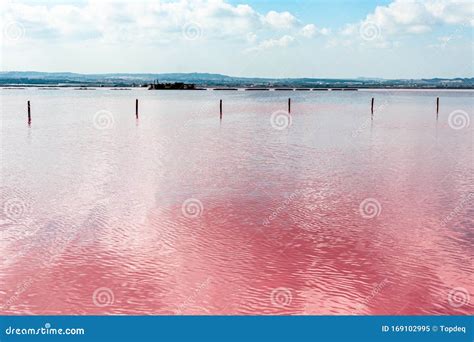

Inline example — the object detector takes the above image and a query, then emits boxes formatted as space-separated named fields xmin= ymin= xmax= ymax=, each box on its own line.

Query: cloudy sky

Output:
xmin=1 ymin=0 xmax=473 ymax=78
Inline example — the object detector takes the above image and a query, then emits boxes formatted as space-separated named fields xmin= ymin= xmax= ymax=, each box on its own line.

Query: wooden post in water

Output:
xmin=288 ymin=98 xmax=291 ymax=113
xmin=436 ymin=97 xmax=439 ymax=117
xmin=371 ymin=97 xmax=374 ymax=116
xmin=219 ymin=99 xmax=223 ymax=120
xmin=135 ymin=99 xmax=139 ymax=119
xmin=27 ymin=100 xmax=31 ymax=125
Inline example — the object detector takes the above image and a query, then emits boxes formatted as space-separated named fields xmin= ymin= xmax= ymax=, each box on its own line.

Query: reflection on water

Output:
xmin=1 ymin=89 xmax=473 ymax=315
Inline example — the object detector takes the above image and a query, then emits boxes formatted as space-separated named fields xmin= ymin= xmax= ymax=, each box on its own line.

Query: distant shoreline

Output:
xmin=1 ymin=85 xmax=473 ymax=90
xmin=1 ymin=72 xmax=472 ymax=90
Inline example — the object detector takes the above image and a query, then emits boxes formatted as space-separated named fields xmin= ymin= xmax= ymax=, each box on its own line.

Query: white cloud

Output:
xmin=1 ymin=0 xmax=472 ymax=77
xmin=1 ymin=0 xmax=333 ymax=60
xmin=264 ymin=11 xmax=298 ymax=30
xmin=319 ymin=28 xmax=331 ymax=36
xmin=246 ymin=32 xmax=258 ymax=43
xmin=300 ymin=24 xmax=331 ymax=38
xmin=246 ymin=35 xmax=295 ymax=52
xmin=341 ymin=0 xmax=473 ymax=44
xmin=428 ymin=33 xmax=463 ymax=48
xmin=260 ymin=35 xmax=295 ymax=48
xmin=1 ymin=0 xmax=308 ymax=44
xmin=300 ymin=24 xmax=316 ymax=38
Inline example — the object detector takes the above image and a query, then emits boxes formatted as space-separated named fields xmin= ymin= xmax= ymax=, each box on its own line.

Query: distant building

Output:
xmin=148 ymin=80 xmax=196 ymax=90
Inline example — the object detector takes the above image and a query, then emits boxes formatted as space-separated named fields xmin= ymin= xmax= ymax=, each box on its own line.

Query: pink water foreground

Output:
xmin=1 ymin=89 xmax=473 ymax=315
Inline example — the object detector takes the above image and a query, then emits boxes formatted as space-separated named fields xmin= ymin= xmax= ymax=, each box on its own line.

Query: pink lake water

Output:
xmin=0 ymin=88 xmax=473 ymax=315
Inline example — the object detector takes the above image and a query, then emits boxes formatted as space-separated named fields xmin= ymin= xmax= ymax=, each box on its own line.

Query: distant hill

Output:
xmin=0 ymin=71 xmax=473 ymax=89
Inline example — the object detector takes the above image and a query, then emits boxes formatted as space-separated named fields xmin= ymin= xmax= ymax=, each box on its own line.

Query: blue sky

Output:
xmin=1 ymin=0 xmax=472 ymax=78
xmin=230 ymin=0 xmax=393 ymax=27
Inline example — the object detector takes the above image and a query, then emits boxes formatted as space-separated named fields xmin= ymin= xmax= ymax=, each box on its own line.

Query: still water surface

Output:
xmin=1 ymin=88 xmax=473 ymax=314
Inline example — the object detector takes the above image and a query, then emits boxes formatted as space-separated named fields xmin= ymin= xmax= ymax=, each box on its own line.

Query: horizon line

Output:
xmin=1 ymin=71 xmax=473 ymax=81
